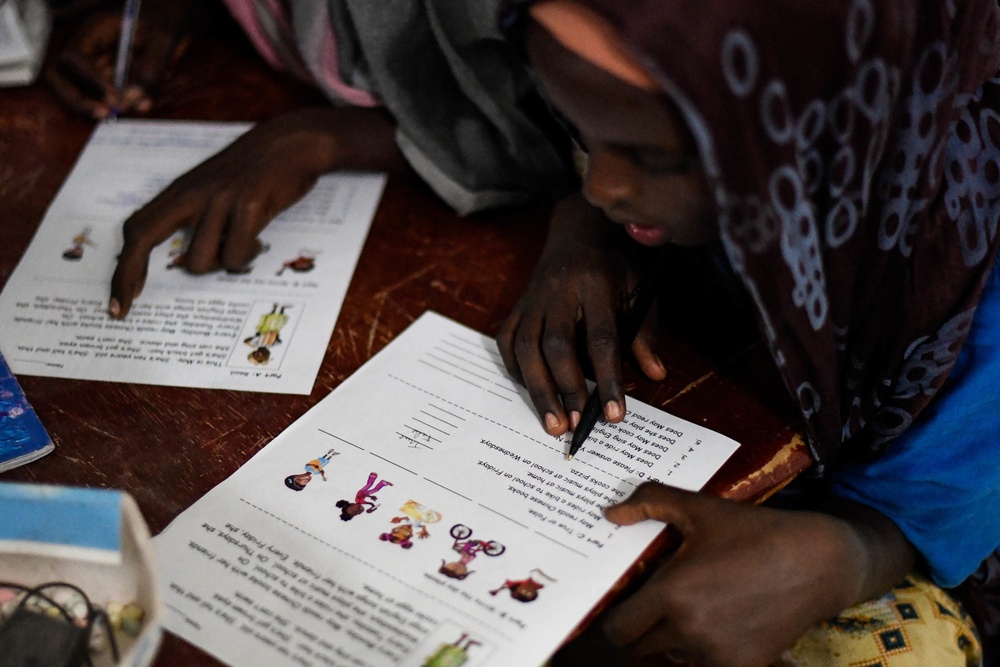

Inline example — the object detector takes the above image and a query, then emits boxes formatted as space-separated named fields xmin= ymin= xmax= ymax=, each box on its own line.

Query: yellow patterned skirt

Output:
xmin=776 ymin=574 xmax=981 ymax=667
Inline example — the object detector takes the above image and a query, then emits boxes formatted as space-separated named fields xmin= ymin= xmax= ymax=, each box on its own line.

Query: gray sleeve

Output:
xmin=329 ymin=0 xmax=574 ymax=215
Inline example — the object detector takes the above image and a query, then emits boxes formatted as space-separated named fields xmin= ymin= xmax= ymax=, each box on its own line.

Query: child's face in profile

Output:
xmin=526 ymin=21 xmax=718 ymax=247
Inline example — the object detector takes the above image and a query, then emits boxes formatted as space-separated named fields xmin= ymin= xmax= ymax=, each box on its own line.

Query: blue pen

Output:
xmin=109 ymin=0 xmax=143 ymax=120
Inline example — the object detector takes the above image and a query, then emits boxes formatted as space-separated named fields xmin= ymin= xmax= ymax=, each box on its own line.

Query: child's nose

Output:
xmin=582 ymin=149 xmax=638 ymax=211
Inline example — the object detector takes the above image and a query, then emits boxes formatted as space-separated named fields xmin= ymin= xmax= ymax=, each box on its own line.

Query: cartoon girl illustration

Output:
xmin=438 ymin=524 xmax=505 ymax=580
xmin=246 ymin=304 xmax=290 ymax=365
xmin=284 ymin=448 xmax=339 ymax=491
xmin=336 ymin=472 xmax=393 ymax=520
xmin=490 ymin=569 xmax=556 ymax=603
xmin=422 ymin=632 xmax=481 ymax=667
xmin=62 ymin=228 xmax=94 ymax=261
xmin=246 ymin=304 xmax=289 ymax=348
xmin=379 ymin=500 xmax=442 ymax=549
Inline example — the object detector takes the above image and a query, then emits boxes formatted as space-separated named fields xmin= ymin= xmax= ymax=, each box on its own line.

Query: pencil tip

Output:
xmin=566 ymin=454 xmax=573 ymax=461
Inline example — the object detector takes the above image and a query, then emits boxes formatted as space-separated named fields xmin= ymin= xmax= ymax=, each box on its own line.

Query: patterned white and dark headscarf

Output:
xmin=513 ymin=0 xmax=1000 ymax=467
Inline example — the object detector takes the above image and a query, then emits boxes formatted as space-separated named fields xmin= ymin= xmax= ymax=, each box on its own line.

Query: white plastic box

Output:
xmin=0 ymin=482 xmax=163 ymax=667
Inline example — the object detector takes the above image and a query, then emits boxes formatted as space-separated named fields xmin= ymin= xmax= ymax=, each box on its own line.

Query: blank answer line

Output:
xmin=418 ymin=359 xmax=482 ymax=389
xmin=12 ymin=358 xmax=64 ymax=368
xmin=420 ymin=410 xmax=458 ymax=429
xmin=427 ymin=404 xmax=465 ymax=422
xmin=423 ymin=478 xmax=473 ymax=501
xmin=534 ymin=531 xmax=589 ymax=558
xmin=478 ymin=504 xmax=529 ymax=529
xmin=317 ymin=429 xmax=364 ymax=450
xmin=426 ymin=352 xmax=492 ymax=383
xmin=486 ymin=390 xmax=513 ymax=402
xmin=370 ymin=452 xmax=418 ymax=476
xmin=442 ymin=335 xmax=501 ymax=364
xmin=434 ymin=344 xmax=503 ymax=377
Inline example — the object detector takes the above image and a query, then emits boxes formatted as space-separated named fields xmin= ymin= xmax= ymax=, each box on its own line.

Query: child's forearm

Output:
xmin=281 ymin=107 xmax=411 ymax=176
xmin=820 ymin=499 xmax=919 ymax=607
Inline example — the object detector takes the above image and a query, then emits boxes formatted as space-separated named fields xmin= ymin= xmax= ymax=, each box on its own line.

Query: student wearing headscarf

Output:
xmin=495 ymin=0 xmax=1000 ymax=665
xmin=56 ymin=2 xmax=1000 ymax=660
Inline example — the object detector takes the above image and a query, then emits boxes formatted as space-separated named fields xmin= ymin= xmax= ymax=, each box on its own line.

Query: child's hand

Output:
xmin=601 ymin=483 xmax=912 ymax=667
xmin=496 ymin=193 xmax=665 ymax=436
xmin=108 ymin=107 xmax=404 ymax=319
xmin=44 ymin=0 xmax=199 ymax=120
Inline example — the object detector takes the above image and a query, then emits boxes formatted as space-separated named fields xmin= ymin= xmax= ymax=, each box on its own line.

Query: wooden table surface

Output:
xmin=0 ymin=13 xmax=811 ymax=666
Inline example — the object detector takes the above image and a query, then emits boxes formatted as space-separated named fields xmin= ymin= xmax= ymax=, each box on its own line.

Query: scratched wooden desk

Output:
xmin=0 ymin=13 xmax=810 ymax=667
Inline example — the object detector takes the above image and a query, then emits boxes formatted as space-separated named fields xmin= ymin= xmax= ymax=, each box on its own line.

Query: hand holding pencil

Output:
xmin=44 ymin=0 xmax=198 ymax=120
xmin=496 ymin=196 xmax=668 ymax=445
xmin=568 ymin=251 xmax=665 ymax=459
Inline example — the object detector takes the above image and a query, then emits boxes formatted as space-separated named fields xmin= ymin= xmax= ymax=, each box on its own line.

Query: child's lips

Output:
xmin=624 ymin=222 xmax=668 ymax=246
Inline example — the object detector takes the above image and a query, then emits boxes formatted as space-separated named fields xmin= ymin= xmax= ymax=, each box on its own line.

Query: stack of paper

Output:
xmin=0 ymin=0 xmax=51 ymax=87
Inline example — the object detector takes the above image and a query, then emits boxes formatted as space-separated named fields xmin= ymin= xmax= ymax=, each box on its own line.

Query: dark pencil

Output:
xmin=567 ymin=252 xmax=665 ymax=460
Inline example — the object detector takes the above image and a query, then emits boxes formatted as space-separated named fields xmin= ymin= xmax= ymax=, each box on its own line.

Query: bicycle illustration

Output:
xmin=438 ymin=524 xmax=505 ymax=580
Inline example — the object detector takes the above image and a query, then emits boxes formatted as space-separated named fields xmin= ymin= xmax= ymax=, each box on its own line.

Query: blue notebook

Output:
xmin=0 ymin=350 xmax=53 ymax=471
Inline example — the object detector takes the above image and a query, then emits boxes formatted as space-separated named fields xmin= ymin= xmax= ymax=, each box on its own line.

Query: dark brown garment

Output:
xmin=573 ymin=0 xmax=1000 ymax=467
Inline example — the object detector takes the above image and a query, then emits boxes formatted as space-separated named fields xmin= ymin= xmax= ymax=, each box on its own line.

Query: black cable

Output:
xmin=0 ymin=579 xmax=124 ymax=666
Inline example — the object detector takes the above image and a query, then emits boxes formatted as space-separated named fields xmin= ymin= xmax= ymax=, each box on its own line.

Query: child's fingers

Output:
xmin=632 ymin=309 xmax=666 ymax=381
xmin=499 ymin=311 xmax=570 ymax=433
xmin=184 ymin=196 xmax=230 ymax=274
xmin=603 ymin=482 xmax=702 ymax=536
xmin=109 ymin=245 xmax=149 ymax=319
xmin=221 ymin=197 xmax=270 ymax=271
xmin=45 ymin=54 xmax=115 ymax=119
xmin=541 ymin=312 xmax=590 ymax=419
xmin=117 ymin=84 xmax=152 ymax=115
xmin=110 ymin=193 xmax=201 ymax=318
xmin=512 ymin=312 xmax=571 ymax=435
xmin=495 ymin=312 xmax=527 ymax=385
xmin=583 ymin=296 xmax=625 ymax=423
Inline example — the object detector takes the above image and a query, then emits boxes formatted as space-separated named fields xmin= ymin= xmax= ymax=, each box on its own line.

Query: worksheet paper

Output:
xmin=0 ymin=120 xmax=385 ymax=394
xmin=154 ymin=312 xmax=740 ymax=667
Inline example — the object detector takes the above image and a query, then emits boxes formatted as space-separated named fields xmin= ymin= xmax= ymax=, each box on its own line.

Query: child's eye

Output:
xmin=628 ymin=147 xmax=695 ymax=174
